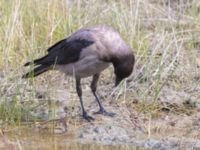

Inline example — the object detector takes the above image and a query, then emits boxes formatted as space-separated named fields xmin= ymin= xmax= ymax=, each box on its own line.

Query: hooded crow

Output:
xmin=23 ymin=25 xmax=135 ymax=121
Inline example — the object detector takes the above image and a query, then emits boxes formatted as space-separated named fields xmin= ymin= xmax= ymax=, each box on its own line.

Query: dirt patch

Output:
xmin=14 ymin=73 xmax=198 ymax=150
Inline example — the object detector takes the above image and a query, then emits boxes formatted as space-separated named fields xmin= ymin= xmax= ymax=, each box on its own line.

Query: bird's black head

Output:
xmin=112 ymin=54 xmax=135 ymax=86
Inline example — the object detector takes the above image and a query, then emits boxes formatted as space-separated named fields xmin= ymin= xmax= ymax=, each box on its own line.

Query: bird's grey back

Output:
xmin=67 ymin=25 xmax=132 ymax=61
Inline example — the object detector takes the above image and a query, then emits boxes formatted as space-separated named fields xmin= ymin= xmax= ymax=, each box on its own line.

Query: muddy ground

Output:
xmin=3 ymin=67 xmax=199 ymax=150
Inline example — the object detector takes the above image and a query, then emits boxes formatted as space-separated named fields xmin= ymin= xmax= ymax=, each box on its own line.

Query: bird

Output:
xmin=22 ymin=25 xmax=135 ymax=121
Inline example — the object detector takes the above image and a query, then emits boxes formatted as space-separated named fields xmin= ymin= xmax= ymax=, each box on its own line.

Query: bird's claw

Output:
xmin=82 ymin=112 xmax=95 ymax=122
xmin=93 ymin=109 xmax=116 ymax=117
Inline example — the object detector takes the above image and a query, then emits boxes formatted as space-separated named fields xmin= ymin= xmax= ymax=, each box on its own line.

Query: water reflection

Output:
xmin=1 ymin=128 xmax=144 ymax=150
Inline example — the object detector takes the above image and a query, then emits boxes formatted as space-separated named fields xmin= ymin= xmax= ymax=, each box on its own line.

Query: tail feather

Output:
xmin=24 ymin=55 xmax=49 ymax=66
xmin=22 ymin=65 xmax=51 ymax=78
xmin=24 ymin=61 xmax=31 ymax=66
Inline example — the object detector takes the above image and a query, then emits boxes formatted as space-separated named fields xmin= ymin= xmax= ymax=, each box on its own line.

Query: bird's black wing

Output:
xmin=47 ymin=39 xmax=67 ymax=53
xmin=24 ymin=39 xmax=94 ymax=66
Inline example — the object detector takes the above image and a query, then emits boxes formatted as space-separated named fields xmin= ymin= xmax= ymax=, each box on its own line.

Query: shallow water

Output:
xmin=1 ymin=128 xmax=144 ymax=150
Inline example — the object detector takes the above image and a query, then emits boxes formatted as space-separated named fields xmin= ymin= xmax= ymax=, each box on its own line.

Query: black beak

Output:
xmin=115 ymin=77 xmax=123 ymax=87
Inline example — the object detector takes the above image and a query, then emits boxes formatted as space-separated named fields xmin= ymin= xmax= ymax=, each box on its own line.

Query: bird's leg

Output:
xmin=91 ymin=74 xmax=115 ymax=117
xmin=76 ymin=78 xmax=94 ymax=121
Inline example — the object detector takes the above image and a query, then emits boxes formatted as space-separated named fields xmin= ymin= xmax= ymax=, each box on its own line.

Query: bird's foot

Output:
xmin=82 ymin=112 xmax=95 ymax=122
xmin=93 ymin=108 xmax=115 ymax=117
